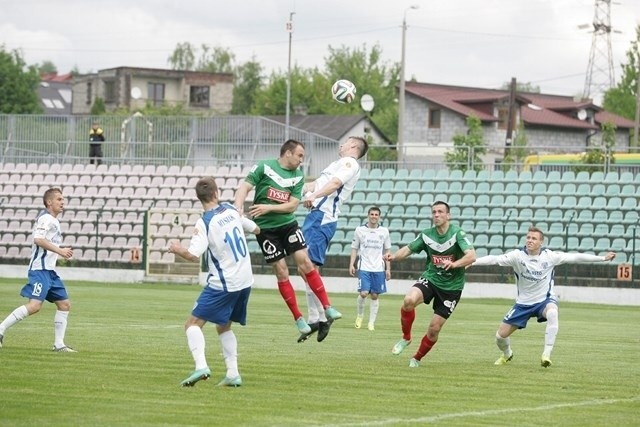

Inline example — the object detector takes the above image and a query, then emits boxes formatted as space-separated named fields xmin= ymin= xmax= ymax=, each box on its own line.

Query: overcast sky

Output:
xmin=2 ymin=0 xmax=639 ymax=102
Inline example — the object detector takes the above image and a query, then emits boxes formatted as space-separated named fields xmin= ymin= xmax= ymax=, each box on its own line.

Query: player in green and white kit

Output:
xmin=385 ymin=201 xmax=476 ymax=368
xmin=234 ymin=140 xmax=342 ymax=335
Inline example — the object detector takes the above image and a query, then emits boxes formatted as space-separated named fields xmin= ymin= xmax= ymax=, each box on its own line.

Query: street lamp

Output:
xmin=285 ymin=12 xmax=295 ymax=141
xmin=398 ymin=4 xmax=419 ymax=164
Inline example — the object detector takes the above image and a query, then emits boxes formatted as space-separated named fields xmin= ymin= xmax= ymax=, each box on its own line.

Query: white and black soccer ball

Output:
xmin=331 ymin=79 xmax=357 ymax=104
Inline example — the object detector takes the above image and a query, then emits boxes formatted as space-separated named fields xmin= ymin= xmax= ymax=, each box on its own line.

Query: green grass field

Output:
xmin=0 ymin=278 xmax=638 ymax=426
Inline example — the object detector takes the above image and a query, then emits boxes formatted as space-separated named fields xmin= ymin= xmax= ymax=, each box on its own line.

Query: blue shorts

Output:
xmin=357 ymin=271 xmax=387 ymax=295
xmin=192 ymin=286 xmax=251 ymax=326
xmin=502 ymin=297 xmax=558 ymax=329
xmin=302 ymin=210 xmax=337 ymax=266
xmin=20 ymin=270 xmax=68 ymax=302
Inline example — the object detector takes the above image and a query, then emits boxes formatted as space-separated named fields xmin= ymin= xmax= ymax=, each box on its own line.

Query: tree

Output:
xmin=167 ymin=42 xmax=236 ymax=74
xmin=37 ymin=60 xmax=57 ymax=75
xmin=572 ymin=122 xmax=617 ymax=174
xmin=231 ymin=59 xmax=263 ymax=114
xmin=90 ymin=97 xmax=106 ymax=115
xmin=445 ymin=116 xmax=486 ymax=172
xmin=167 ymin=42 xmax=197 ymax=70
xmin=249 ymin=43 xmax=400 ymax=141
xmin=197 ymin=45 xmax=234 ymax=74
xmin=602 ymin=25 xmax=639 ymax=120
xmin=0 ymin=46 xmax=42 ymax=114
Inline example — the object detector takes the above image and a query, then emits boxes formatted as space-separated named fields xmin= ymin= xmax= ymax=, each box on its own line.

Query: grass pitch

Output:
xmin=0 ymin=278 xmax=638 ymax=426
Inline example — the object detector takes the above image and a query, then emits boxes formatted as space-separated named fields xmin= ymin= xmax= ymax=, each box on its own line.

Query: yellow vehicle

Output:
xmin=523 ymin=152 xmax=640 ymax=173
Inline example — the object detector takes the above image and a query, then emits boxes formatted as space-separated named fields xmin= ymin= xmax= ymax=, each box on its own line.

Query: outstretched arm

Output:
xmin=385 ymin=245 xmax=413 ymax=263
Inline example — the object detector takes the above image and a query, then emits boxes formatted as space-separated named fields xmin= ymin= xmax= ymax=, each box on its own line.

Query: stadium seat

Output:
xmin=546 ymin=170 xmax=561 ymax=183
xmin=487 ymin=181 xmax=503 ymax=196
xmin=595 ymin=237 xmax=611 ymax=251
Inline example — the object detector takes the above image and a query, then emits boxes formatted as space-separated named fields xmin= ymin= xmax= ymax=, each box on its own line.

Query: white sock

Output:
xmin=0 ymin=305 xmax=29 ymax=334
xmin=543 ymin=309 xmax=559 ymax=358
xmin=219 ymin=330 xmax=239 ymax=378
xmin=305 ymin=285 xmax=326 ymax=323
xmin=496 ymin=332 xmax=512 ymax=358
xmin=356 ymin=295 xmax=366 ymax=317
xmin=369 ymin=299 xmax=379 ymax=324
xmin=186 ymin=325 xmax=208 ymax=370
xmin=53 ymin=310 xmax=69 ymax=348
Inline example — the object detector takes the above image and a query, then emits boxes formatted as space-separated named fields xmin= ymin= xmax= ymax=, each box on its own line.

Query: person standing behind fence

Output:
xmin=89 ymin=122 xmax=104 ymax=165
xmin=349 ymin=206 xmax=391 ymax=332
xmin=0 ymin=188 xmax=76 ymax=352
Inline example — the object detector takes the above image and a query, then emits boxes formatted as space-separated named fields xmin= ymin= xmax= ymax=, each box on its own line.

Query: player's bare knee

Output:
xmin=56 ymin=300 xmax=71 ymax=311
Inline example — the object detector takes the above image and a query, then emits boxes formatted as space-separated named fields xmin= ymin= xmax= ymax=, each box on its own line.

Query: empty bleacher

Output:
xmin=1 ymin=163 xmax=640 ymax=267
xmin=312 ymin=167 xmax=640 ymax=262
xmin=0 ymin=163 xmax=252 ymax=266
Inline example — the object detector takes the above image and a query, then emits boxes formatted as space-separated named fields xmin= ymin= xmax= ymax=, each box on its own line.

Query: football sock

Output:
xmin=186 ymin=325 xmax=208 ymax=370
xmin=400 ymin=308 xmax=415 ymax=341
xmin=277 ymin=280 xmax=303 ymax=320
xmin=53 ymin=310 xmax=69 ymax=348
xmin=369 ymin=299 xmax=379 ymax=324
xmin=219 ymin=330 xmax=239 ymax=379
xmin=413 ymin=335 xmax=437 ymax=361
xmin=305 ymin=287 xmax=326 ymax=323
xmin=356 ymin=295 xmax=366 ymax=317
xmin=543 ymin=308 xmax=559 ymax=358
xmin=495 ymin=332 xmax=512 ymax=357
xmin=0 ymin=305 xmax=29 ymax=334
xmin=305 ymin=270 xmax=331 ymax=308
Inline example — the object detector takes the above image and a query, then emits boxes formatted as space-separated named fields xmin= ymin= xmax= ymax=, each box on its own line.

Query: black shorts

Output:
xmin=256 ymin=221 xmax=307 ymax=263
xmin=413 ymin=278 xmax=462 ymax=319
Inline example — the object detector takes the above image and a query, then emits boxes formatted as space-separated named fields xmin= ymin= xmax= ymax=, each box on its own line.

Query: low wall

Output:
xmin=1 ymin=265 xmax=638 ymax=306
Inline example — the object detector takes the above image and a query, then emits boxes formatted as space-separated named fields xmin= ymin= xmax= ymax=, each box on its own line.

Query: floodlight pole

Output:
xmin=285 ymin=12 xmax=295 ymax=141
xmin=398 ymin=5 xmax=419 ymax=165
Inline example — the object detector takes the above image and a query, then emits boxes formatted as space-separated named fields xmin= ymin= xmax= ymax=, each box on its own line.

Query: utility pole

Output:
xmin=398 ymin=5 xmax=419 ymax=164
xmin=634 ymin=57 xmax=640 ymax=152
xmin=505 ymin=77 xmax=517 ymax=159
xmin=285 ymin=12 xmax=295 ymax=141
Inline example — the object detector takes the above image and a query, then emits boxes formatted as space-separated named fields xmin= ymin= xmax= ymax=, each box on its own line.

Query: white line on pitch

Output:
xmin=322 ymin=396 xmax=640 ymax=427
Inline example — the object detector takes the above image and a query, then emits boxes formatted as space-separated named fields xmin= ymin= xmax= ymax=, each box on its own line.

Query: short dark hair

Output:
xmin=280 ymin=139 xmax=305 ymax=157
xmin=348 ymin=136 xmax=369 ymax=159
xmin=43 ymin=188 xmax=62 ymax=208
xmin=195 ymin=177 xmax=218 ymax=203
xmin=368 ymin=206 xmax=381 ymax=215
xmin=432 ymin=200 xmax=450 ymax=213
xmin=528 ymin=225 xmax=545 ymax=240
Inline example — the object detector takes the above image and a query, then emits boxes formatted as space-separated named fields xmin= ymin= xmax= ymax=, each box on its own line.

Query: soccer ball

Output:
xmin=331 ymin=79 xmax=357 ymax=104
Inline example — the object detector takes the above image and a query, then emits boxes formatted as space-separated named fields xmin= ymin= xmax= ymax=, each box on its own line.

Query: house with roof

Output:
xmin=71 ymin=66 xmax=233 ymax=115
xmin=266 ymin=114 xmax=390 ymax=146
xmin=38 ymin=73 xmax=73 ymax=115
xmin=401 ymin=81 xmax=635 ymax=164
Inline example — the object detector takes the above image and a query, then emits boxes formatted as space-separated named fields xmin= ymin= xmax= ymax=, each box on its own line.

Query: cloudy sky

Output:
xmin=2 ymin=0 xmax=638 ymax=101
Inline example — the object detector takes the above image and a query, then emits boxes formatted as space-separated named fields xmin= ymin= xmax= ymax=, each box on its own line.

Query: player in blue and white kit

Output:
xmin=471 ymin=225 xmax=616 ymax=367
xmin=349 ymin=206 xmax=391 ymax=331
xmin=297 ymin=136 xmax=369 ymax=343
xmin=169 ymin=177 xmax=260 ymax=388
xmin=0 ymin=188 xmax=76 ymax=352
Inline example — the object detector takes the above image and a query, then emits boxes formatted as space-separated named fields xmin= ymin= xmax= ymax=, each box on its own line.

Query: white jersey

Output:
xmin=29 ymin=209 xmax=62 ymax=271
xmin=473 ymin=248 xmax=607 ymax=305
xmin=351 ymin=225 xmax=391 ymax=272
xmin=187 ymin=203 xmax=257 ymax=292
xmin=310 ymin=156 xmax=360 ymax=223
